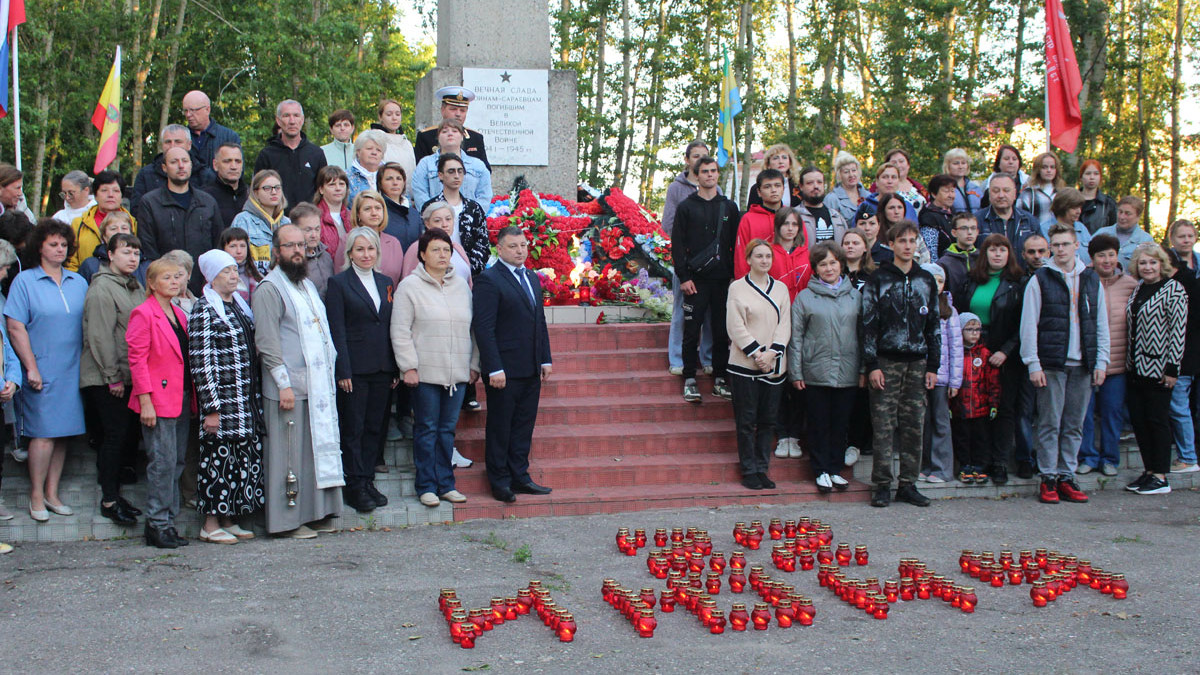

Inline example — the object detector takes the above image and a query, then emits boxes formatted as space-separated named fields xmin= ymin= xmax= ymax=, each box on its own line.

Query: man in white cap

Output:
xmin=415 ymin=86 xmax=491 ymax=170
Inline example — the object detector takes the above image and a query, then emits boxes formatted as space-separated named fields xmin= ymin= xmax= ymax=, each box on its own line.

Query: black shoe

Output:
xmin=1125 ymin=472 xmax=1151 ymax=492
xmin=117 ymin=495 xmax=143 ymax=516
xmin=492 ymin=487 xmax=517 ymax=503
xmin=462 ymin=397 xmax=481 ymax=412
xmin=757 ymin=473 xmax=776 ymax=490
xmin=512 ymin=481 xmax=552 ymax=495
xmin=166 ymin=527 xmax=189 ymax=546
xmin=119 ymin=465 xmax=138 ymax=485
xmin=144 ymin=524 xmax=177 ymax=549
xmin=1015 ymin=461 xmax=1034 ymax=479
xmin=344 ymin=486 xmax=378 ymax=513
xmin=990 ymin=465 xmax=1009 ymax=485
xmin=1135 ymin=475 xmax=1171 ymax=495
xmin=742 ymin=473 xmax=763 ymax=490
xmin=870 ymin=487 xmax=890 ymax=507
xmin=895 ymin=484 xmax=931 ymax=507
xmin=366 ymin=481 xmax=388 ymax=507
xmin=100 ymin=500 xmax=137 ymax=526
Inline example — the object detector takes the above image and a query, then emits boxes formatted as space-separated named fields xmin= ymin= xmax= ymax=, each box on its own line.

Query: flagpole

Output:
xmin=11 ymin=23 xmax=19 ymax=170
xmin=731 ymin=118 xmax=740 ymax=206
xmin=1044 ymin=61 xmax=1051 ymax=153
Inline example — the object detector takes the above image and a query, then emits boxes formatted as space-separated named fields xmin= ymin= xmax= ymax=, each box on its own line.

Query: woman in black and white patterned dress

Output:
xmin=188 ymin=249 xmax=266 ymax=544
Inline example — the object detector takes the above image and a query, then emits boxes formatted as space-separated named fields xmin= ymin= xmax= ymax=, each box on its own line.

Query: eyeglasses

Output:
xmin=181 ymin=105 xmax=209 ymax=115
xmin=59 ymin=191 xmax=81 ymax=200
xmin=260 ymin=185 xmax=283 ymax=193
xmin=440 ymin=167 xmax=466 ymax=175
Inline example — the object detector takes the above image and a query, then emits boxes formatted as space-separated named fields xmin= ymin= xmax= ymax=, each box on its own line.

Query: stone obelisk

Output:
xmin=415 ymin=0 xmax=579 ymax=200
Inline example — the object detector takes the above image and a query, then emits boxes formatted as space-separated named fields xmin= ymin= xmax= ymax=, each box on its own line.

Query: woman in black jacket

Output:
xmin=1124 ymin=244 xmax=1188 ymax=495
xmin=326 ymin=226 xmax=399 ymax=512
xmin=958 ymin=233 xmax=1026 ymax=484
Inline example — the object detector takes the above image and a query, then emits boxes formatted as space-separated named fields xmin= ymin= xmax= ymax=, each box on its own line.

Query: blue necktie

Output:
xmin=516 ymin=267 xmax=536 ymax=307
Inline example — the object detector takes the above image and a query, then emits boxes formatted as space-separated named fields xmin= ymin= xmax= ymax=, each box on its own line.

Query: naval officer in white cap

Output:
xmin=415 ymin=86 xmax=491 ymax=171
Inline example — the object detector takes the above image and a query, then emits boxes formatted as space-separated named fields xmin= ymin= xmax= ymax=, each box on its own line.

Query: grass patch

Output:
xmin=1112 ymin=534 xmax=1152 ymax=545
xmin=512 ymin=544 xmax=532 ymax=564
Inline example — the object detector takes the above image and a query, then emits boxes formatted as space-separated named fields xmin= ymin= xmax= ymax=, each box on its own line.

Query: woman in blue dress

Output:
xmin=4 ymin=219 xmax=88 ymax=522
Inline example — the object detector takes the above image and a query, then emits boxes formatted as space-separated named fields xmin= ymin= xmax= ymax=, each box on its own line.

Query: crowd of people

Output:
xmin=0 ymin=86 xmax=553 ymax=554
xmin=0 ymin=86 xmax=1191 ymax=553
xmin=666 ymin=141 xmax=1195 ymax=508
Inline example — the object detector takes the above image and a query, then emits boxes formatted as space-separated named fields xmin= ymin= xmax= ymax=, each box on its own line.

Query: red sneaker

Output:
xmin=1038 ymin=478 xmax=1060 ymax=504
xmin=1057 ymin=477 xmax=1089 ymax=503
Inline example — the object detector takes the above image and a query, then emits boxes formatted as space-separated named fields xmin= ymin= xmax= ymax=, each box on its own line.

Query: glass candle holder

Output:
xmin=557 ymin=612 xmax=577 ymax=642
xmin=708 ymin=609 xmax=726 ymax=634
xmin=706 ymin=572 xmax=722 ymax=595
xmin=959 ymin=550 xmax=975 ymax=573
xmin=504 ymin=597 xmax=520 ymax=621
xmin=835 ymin=543 xmax=852 ymax=566
xmin=900 ymin=578 xmax=916 ymax=601
xmin=768 ymin=518 xmax=784 ymax=540
xmin=1024 ymin=561 xmax=1041 ymax=583
xmin=729 ymin=569 xmax=747 ymax=593
xmin=1076 ymin=560 xmax=1093 ymax=586
xmin=634 ymin=528 xmax=647 ymax=548
xmin=884 ymin=580 xmax=899 ymax=603
xmin=458 ymin=622 xmax=477 ymax=649
xmin=799 ymin=550 xmax=815 ymax=571
xmin=990 ymin=565 xmax=1005 ymax=588
xmin=855 ymin=545 xmax=869 ymax=566
xmin=1007 ymin=567 xmax=1024 ymax=586
xmin=654 ymin=527 xmax=668 ymax=547
xmin=516 ymin=589 xmax=534 ymax=614
xmin=959 ymin=586 xmax=977 ymax=614
xmin=671 ymin=527 xmax=684 ymax=544
xmin=872 ymin=595 xmax=889 ymax=620
xmin=1030 ymin=581 xmax=1048 ymax=607
xmin=730 ymin=551 xmax=747 ymax=571
xmin=784 ymin=520 xmax=798 ymax=538
xmin=999 ymin=550 xmax=1014 ymax=571
xmin=616 ymin=527 xmax=630 ymax=550
xmin=775 ymin=603 xmax=796 ymax=628
xmin=635 ymin=608 xmax=656 ymax=638
xmin=751 ymin=603 xmax=771 ymax=630
xmin=659 ymin=588 xmax=676 ymax=613
xmin=817 ymin=545 xmax=835 ymax=566
xmin=640 ymin=588 xmax=657 ymax=609
xmin=710 ymin=551 xmax=727 ymax=574
xmin=796 ymin=597 xmax=816 ymax=626
xmin=730 ymin=602 xmax=750 ymax=631
xmin=1098 ymin=571 xmax=1113 ymax=595
xmin=733 ymin=522 xmax=746 ymax=546
xmin=449 ymin=611 xmax=468 ymax=644
xmin=1110 ymin=573 xmax=1128 ymax=600
xmin=1035 ymin=548 xmax=1048 ymax=569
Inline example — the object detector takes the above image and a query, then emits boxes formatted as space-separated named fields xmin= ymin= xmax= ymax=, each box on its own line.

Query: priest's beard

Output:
xmin=278 ymin=256 xmax=309 ymax=284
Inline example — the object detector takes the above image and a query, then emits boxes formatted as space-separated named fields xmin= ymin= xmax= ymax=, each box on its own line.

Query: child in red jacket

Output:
xmin=952 ymin=313 xmax=1001 ymax=484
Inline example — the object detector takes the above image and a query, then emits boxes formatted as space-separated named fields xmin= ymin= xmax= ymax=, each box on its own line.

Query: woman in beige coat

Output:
xmin=390 ymin=228 xmax=479 ymax=507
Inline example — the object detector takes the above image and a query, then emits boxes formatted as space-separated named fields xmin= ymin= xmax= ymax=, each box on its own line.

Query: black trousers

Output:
xmin=953 ymin=416 xmax=992 ymax=469
xmin=337 ymin=372 xmax=392 ymax=487
xmin=805 ymin=386 xmax=855 ymax=475
xmin=84 ymin=385 xmax=140 ymax=502
xmin=777 ymin=385 xmax=806 ymax=441
xmin=484 ymin=375 xmax=541 ymax=491
xmin=682 ymin=278 xmax=730 ymax=380
xmin=992 ymin=357 xmax=1025 ymax=468
xmin=847 ymin=386 xmax=873 ymax=452
xmin=730 ymin=375 xmax=781 ymax=476
xmin=1126 ymin=375 xmax=1173 ymax=474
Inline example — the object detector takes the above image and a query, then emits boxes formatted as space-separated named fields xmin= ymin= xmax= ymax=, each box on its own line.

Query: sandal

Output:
xmin=224 ymin=524 xmax=255 ymax=540
xmin=199 ymin=527 xmax=238 ymax=545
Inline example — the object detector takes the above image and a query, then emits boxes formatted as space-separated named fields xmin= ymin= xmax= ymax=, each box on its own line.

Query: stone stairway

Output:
xmin=449 ymin=323 xmax=869 ymax=520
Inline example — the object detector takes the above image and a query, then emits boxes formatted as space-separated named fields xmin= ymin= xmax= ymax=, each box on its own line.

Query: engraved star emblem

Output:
xmin=500 ymin=71 xmax=512 ymax=83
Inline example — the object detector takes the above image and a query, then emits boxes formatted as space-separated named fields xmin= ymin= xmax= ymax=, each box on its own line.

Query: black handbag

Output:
xmin=686 ymin=208 xmax=725 ymax=275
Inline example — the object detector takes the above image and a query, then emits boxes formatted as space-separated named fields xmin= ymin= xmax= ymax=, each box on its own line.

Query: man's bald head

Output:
xmin=182 ymin=90 xmax=212 ymax=132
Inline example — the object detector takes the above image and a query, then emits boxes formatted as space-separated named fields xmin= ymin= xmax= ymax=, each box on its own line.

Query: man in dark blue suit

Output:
xmin=472 ymin=226 xmax=553 ymax=502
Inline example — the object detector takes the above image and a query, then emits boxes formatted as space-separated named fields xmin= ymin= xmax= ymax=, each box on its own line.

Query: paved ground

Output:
xmin=2 ymin=489 xmax=1198 ymax=673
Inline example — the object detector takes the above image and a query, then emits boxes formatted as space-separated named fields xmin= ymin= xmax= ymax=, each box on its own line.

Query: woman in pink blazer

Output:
xmin=127 ymin=258 xmax=196 ymax=549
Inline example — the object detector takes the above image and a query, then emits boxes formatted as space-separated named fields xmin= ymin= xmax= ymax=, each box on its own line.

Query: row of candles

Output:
xmin=438 ymin=581 xmax=576 ymax=648
xmin=958 ymin=549 xmax=1129 ymax=602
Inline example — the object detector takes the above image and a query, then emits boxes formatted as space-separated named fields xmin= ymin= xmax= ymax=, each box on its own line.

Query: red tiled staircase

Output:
xmin=451 ymin=323 xmax=870 ymax=520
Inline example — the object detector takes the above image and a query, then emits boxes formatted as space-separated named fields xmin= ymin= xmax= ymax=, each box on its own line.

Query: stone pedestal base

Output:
xmin=415 ymin=66 xmax=579 ymax=200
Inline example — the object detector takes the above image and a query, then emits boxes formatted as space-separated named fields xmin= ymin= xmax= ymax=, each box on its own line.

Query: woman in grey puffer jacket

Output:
xmin=789 ymin=242 xmax=861 ymax=493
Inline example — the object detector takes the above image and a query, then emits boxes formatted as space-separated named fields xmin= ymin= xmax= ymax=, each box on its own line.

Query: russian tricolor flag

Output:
xmin=0 ymin=0 xmax=27 ymax=119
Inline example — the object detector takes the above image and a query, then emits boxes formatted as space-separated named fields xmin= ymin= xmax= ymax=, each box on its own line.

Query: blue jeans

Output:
xmin=1080 ymin=373 xmax=1126 ymax=468
xmin=1169 ymin=375 xmax=1197 ymax=463
xmin=410 ymin=382 xmax=467 ymax=496
xmin=668 ymin=272 xmax=712 ymax=369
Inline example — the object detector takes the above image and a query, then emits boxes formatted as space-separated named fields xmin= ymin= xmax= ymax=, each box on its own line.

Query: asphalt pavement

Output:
xmin=2 ymin=489 xmax=1198 ymax=673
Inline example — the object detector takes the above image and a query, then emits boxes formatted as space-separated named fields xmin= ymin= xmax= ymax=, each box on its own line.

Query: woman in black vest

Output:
xmin=1124 ymin=243 xmax=1188 ymax=495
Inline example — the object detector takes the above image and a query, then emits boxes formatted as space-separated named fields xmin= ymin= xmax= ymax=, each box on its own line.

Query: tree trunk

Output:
xmin=130 ymin=0 xmax=165 ymax=169
xmin=785 ymin=0 xmax=797 ymax=135
xmin=964 ymin=8 xmax=984 ymax=104
xmin=158 ymin=0 xmax=189 ymax=134
xmin=1007 ymin=0 xmax=1026 ymax=132
xmin=940 ymin=7 xmax=958 ymax=109
xmin=1135 ymin=17 xmax=1150 ymax=231
xmin=559 ymin=0 xmax=572 ymax=66
xmin=586 ymin=2 xmax=608 ymax=185
xmin=1167 ymin=0 xmax=1183 ymax=224
xmin=738 ymin=1 xmax=755 ymax=209
xmin=612 ymin=0 xmax=633 ymax=189
xmin=29 ymin=30 xmax=56 ymax=217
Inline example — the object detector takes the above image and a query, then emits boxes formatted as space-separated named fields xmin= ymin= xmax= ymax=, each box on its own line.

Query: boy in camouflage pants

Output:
xmin=860 ymin=221 xmax=942 ymax=508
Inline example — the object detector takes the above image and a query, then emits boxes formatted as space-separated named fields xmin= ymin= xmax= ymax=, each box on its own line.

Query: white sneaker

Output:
xmin=9 ymin=446 xmax=27 ymax=462
xmin=451 ymin=448 xmax=474 ymax=469
xmin=419 ymin=492 xmax=441 ymax=507
xmin=830 ymin=474 xmax=849 ymax=488
xmin=1170 ymin=461 xmax=1199 ymax=473
xmin=775 ymin=438 xmax=792 ymax=458
xmin=669 ymin=366 xmax=683 ymax=376
xmin=788 ymin=439 xmax=803 ymax=458
xmin=816 ymin=473 xmax=832 ymax=488
xmin=703 ymin=366 xmax=714 ymax=375
xmin=844 ymin=446 xmax=860 ymax=466
xmin=925 ymin=474 xmax=946 ymax=483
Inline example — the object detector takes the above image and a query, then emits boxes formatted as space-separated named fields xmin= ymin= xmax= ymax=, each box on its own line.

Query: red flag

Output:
xmin=1045 ymin=0 xmax=1082 ymax=152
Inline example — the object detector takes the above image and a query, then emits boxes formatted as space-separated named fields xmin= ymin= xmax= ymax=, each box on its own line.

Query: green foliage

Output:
xmin=3 ymin=0 xmax=433 ymax=216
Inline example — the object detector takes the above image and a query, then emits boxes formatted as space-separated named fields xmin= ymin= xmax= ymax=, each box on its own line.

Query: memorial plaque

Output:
xmin=462 ymin=68 xmax=550 ymax=166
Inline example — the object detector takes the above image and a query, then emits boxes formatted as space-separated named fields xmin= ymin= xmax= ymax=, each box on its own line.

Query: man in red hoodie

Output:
xmin=734 ymin=169 xmax=785 ymax=278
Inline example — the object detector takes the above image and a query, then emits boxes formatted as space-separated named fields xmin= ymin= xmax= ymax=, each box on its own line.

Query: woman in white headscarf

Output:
xmin=188 ymin=249 xmax=265 ymax=545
